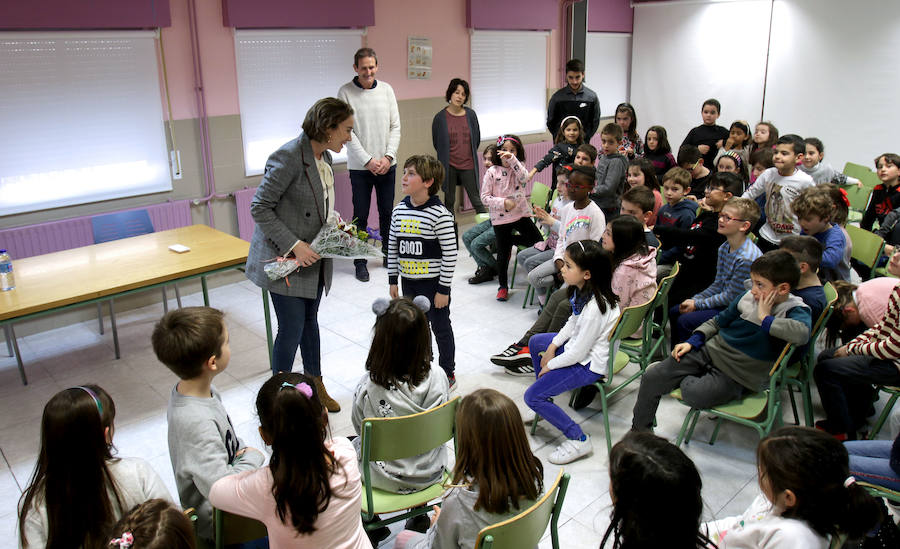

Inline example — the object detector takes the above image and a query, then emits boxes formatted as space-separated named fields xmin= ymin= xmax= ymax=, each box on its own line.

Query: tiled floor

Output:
xmin=0 ymin=231 xmax=893 ymax=548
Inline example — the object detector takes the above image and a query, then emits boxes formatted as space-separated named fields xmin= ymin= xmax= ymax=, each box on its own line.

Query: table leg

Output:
xmin=96 ymin=303 xmax=104 ymax=335
xmin=262 ymin=288 xmax=273 ymax=371
xmin=7 ymin=325 xmax=27 ymax=385
xmin=201 ymin=276 xmax=210 ymax=306
xmin=108 ymin=300 xmax=120 ymax=360
xmin=4 ymin=324 xmax=12 ymax=357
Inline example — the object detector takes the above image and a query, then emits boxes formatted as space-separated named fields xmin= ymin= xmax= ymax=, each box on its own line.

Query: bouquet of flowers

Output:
xmin=263 ymin=215 xmax=383 ymax=283
xmin=310 ymin=215 xmax=384 ymax=259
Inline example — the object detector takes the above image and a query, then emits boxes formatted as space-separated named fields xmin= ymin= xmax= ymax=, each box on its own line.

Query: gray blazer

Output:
xmin=245 ymin=134 xmax=333 ymax=298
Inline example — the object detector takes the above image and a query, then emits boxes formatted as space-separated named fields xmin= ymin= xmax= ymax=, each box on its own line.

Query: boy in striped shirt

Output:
xmin=388 ymin=155 xmax=458 ymax=386
xmin=670 ymin=197 xmax=763 ymax=344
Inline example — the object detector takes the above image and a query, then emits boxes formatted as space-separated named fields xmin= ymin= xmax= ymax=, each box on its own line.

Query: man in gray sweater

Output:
xmin=152 ymin=307 xmax=265 ymax=541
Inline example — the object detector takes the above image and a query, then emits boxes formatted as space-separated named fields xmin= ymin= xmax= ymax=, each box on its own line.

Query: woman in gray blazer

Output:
xmin=245 ymin=97 xmax=354 ymax=412
xmin=431 ymin=78 xmax=485 ymax=215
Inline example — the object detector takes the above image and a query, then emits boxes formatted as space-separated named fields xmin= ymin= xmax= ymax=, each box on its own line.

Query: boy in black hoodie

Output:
xmin=655 ymin=167 xmax=698 ymax=277
xmin=659 ymin=172 xmax=742 ymax=303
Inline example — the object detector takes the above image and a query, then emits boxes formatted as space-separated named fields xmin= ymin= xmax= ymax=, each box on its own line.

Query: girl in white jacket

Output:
xmin=523 ymin=240 xmax=621 ymax=465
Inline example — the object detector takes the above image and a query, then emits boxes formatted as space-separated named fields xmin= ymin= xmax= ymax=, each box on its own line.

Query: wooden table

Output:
xmin=0 ymin=225 xmax=250 ymax=384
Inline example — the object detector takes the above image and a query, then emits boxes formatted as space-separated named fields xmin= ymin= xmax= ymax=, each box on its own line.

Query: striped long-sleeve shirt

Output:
xmin=388 ymin=196 xmax=457 ymax=293
xmin=847 ymin=284 xmax=900 ymax=371
xmin=692 ymin=237 xmax=762 ymax=310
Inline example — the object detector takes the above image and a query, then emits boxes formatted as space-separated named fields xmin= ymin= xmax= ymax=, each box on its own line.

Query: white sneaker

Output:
xmin=548 ymin=435 xmax=593 ymax=464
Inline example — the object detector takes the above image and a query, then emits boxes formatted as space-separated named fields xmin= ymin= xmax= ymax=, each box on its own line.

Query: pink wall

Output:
xmin=588 ymin=0 xmax=634 ymax=33
xmin=159 ymin=0 xmax=585 ymax=120
xmin=364 ymin=0 xmax=472 ymax=101
xmin=162 ymin=0 xmax=240 ymax=119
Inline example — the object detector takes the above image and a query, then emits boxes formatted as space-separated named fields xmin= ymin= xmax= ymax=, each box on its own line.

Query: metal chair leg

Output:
xmin=96 ymin=302 xmax=104 ymax=334
xmin=108 ymin=299 xmax=120 ymax=359
xmin=4 ymin=324 xmax=12 ymax=357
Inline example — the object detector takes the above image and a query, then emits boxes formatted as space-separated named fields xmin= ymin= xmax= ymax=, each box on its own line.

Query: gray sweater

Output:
xmin=19 ymin=457 xmax=172 ymax=549
xmin=352 ymin=368 xmax=449 ymax=493
xmin=405 ymin=483 xmax=538 ymax=549
xmin=167 ymin=385 xmax=265 ymax=540
xmin=592 ymin=152 xmax=628 ymax=211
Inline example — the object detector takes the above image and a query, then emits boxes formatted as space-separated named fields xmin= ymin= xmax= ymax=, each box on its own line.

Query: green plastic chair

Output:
xmin=510 ymin=182 xmax=553 ymax=289
xmin=360 ymin=396 xmax=460 ymax=530
xmin=530 ymin=297 xmax=655 ymax=454
xmin=839 ymin=183 xmax=873 ymax=224
xmin=857 ymin=480 xmax=900 ymax=504
xmin=474 ymin=470 xmax=570 ymax=549
xmin=847 ymin=224 xmax=886 ymax=279
xmin=867 ymin=385 xmax=900 ymax=439
xmin=785 ymin=282 xmax=838 ymax=426
xmin=674 ymin=342 xmax=797 ymax=446
xmin=843 ymin=162 xmax=880 ymax=189
xmin=619 ymin=262 xmax=680 ymax=370
xmin=475 ymin=212 xmax=491 ymax=225
xmin=213 ymin=508 xmax=267 ymax=549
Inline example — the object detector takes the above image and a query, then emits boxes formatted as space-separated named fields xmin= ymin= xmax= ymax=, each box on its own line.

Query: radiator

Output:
xmin=0 ymin=200 xmax=193 ymax=259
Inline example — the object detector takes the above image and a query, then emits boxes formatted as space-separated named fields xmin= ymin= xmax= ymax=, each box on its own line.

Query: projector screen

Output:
xmin=630 ymin=0 xmax=772 ymax=154
xmin=762 ymin=0 xmax=900 ymax=171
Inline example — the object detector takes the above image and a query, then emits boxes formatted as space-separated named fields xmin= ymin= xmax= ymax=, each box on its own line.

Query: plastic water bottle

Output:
xmin=0 ymin=249 xmax=14 ymax=291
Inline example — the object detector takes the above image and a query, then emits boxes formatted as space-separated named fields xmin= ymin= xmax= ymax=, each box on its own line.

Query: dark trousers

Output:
xmin=492 ymin=218 xmax=543 ymax=288
xmin=756 ymin=236 xmax=779 ymax=253
xmin=631 ymin=346 xmax=747 ymax=430
xmin=270 ymin=279 xmax=324 ymax=375
xmin=445 ymin=166 xmax=485 ymax=214
xmin=402 ymin=277 xmax=454 ymax=376
xmin=814 ymin=348 xmax=900 ymax=438
xmin=668 ymin=305 xmax=724 ymax=346
xmin=517 ymin=286 xmax=572 ymax=346
xmin=350 ymin=166 xmax=395 ymax=261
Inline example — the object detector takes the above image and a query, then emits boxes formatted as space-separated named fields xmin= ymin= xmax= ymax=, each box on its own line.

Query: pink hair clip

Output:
xmin=280 ymin=381 xmax=313 ymax=398
xmin=110 ymin=532 xmax=133 ymax=548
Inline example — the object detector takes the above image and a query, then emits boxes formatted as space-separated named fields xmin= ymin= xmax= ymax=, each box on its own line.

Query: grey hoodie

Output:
xmin=352 ymin=368 xmax=449 ymax=493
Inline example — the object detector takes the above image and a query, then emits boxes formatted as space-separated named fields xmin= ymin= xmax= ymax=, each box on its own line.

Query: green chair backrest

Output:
xmin=214 ymin=509 xmax=267 ymax=549
xmin=362 ymin=396 xmax=460 ymax=462
xmin=530 ymin=182 xmax=552 ymax=210
xmin=474 ymin=471 xmax=570 ymax=549
xmin=656 ymin=262 xmax=679 ymax=307
xmin=475 ymin=212 xmax=491 ymax=225
xmin=840 ymin=182 xmax=873 ymax=213
xmin=843 ymin=162 xmax=880 ymax=189
xmin=846 ymin=225 xmax=885 ymax=269
xmin=823 ymin=280 xmax=837 ymax=303
xmin=610 ymin=298 xmax=655 ymax=347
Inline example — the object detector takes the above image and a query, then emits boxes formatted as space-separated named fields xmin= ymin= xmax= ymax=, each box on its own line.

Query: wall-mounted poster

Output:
xmin=408 ymin=37 xmax=431 ymax=80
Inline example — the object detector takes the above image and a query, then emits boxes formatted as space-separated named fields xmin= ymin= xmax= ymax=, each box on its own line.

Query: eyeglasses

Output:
xmin=705 ymin=187 xmax=724 ymax=195
xmin=718 ymin=213 xmax=746 ymax=223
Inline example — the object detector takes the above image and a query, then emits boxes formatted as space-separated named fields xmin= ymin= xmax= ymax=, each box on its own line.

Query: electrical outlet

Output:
xmin=170 ymin=150 xmax=182 ymax=180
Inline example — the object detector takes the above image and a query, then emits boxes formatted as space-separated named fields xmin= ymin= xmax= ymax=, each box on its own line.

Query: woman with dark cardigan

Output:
xmin=432 ymin=78 xmax=486 ymax=215
xmin=244 ymin=97 xmax=354 ymax=413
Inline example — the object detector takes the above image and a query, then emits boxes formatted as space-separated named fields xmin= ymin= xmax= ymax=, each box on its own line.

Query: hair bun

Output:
xmin=412 ymin=295 xmax=431 ymax=313
xmin=372 ymin=298 xmax=390 ymax=316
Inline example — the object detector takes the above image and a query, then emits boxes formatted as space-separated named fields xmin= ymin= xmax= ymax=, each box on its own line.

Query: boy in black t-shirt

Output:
xmin=681 ymin=98 xmax=729 ymax=171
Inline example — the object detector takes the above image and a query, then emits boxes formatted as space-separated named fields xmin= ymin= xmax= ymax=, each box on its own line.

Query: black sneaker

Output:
xmin=405 ymin=512 xmax=431 ymax=533
xmin=504 ymin=360 xmax=535 ymax=377
xmin=468 ymin=266 xmax=496 ymax=284
xmin=571 ymin=384 xmax=599 ymax=410
xmin=490 ymin=343 xmax=526 ymax=366
xmin=355 ymin=262 xmax=370 ymax=282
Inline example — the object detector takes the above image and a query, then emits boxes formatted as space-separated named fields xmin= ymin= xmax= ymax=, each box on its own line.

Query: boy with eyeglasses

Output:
xmin=669 ymin=196 xmax=763 ymax=344
xmin=677 ymin=144 xmax=712 ymax=199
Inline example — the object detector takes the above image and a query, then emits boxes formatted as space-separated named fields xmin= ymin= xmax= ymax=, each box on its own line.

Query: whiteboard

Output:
xmin=585 ymin=32 xmax=632 ymax=119
xmin=630 ymin=0 xmax=771 ymax=152
xmin=763 ymin=0 xmax=900 ymax=171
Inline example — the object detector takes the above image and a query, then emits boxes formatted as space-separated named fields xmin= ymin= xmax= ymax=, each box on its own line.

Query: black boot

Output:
xmin=571 ymin=384 xmax=599 ymax=410
xmin=468 ymin=265 xmax=496 ymax=284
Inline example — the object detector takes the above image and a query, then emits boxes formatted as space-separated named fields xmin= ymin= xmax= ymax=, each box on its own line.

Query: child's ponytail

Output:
xmin=840 ymin=480 xmax=885 ymax=540
xmin=257 ymin=373 xmax=341 ymax=535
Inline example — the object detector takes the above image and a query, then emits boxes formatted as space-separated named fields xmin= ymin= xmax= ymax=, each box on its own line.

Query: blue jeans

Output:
xmin=846 ymin=439 xmax=900 ymax=491
xmin=350 ymin=166 xmax=396 ymax=258
xmin=270 ymin=282 xmax=323 ymax=375
xmin=524 ymin=333 xmax=603 ymax=440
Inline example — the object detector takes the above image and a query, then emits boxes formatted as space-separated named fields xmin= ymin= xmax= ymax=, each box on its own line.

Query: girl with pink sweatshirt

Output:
xmin=481 ymin=134 xmax=543 ymax=301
